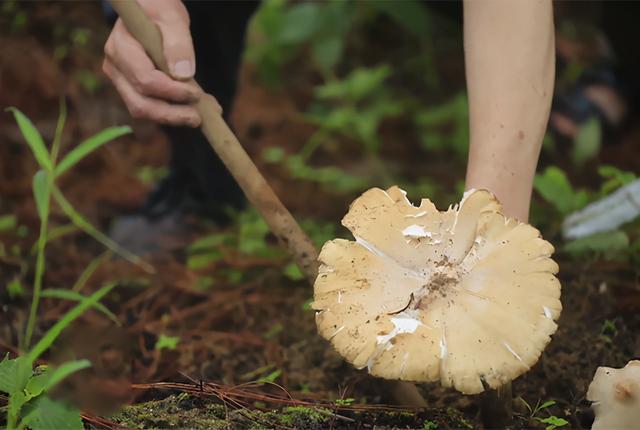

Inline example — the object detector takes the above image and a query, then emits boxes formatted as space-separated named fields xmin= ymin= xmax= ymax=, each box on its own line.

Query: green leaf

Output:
xmin=6 ymin=107 xmax=52 ymax=171
xmin=0 ymin=214 xmax=17 ymax=232
xmin=257 ymin=369 xmax=282 ymax=384
xmin=369 ymin=0 xmax=430 ymax=39
xmin=263 ymin=147 xmax=286 ymax=164
xmin=43 ymin=360 xmax=91 ymax=393
xmin=571 ymin=117 xmax=601 ymax=166
xmin=0 ymin=356 xmax=31 ymax=395
xmin=564 ymin=230 xmax=629 ymax=258
xmin=32 ymin=170 xmax=49 ymax=220
xmin=41 ymin=289 xmax=120 ymax=325
xmin=54 ymin=126 xmax=131 ymax=177
xmin=187 ymin=250 xmax=224 ymax=269
xmin=52 ymin=186 xmax=153 ymax=273
xmin=155 ymin=334 xmax=179 ymax=351
xmin=188 ymin=233 xmax=231 ymax=253
xmin=312 ymin=36 xmax=343 ymax=71
xmin=7 ymin=276 xmax=24 ymax=298
xmin=27 ymin=283 xmax=116 ymax=363
xmin=279 ymin=2 xmax=319 ymax=44
xmin=538 ymin=400 xmax=556 ymax=410
xmin=283 ymin=262 xmax=304 ymax=281
xmin=536 ymin=416 xmax=569 ymax=430
xmin=533 ymin=166 xmax=577 ymax=215
xmin=20 ymin=395 xmax=84 ymax=430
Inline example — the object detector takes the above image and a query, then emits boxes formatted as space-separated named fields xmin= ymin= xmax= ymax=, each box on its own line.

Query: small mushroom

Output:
xmin=587 ymin=360 xmax=640 ymax=430
xmin=313 ymin=186 xmax=561 ymax=394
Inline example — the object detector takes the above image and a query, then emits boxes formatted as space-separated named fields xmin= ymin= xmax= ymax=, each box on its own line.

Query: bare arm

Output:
xmin=463 ymin=0 xmax=555 ymax=222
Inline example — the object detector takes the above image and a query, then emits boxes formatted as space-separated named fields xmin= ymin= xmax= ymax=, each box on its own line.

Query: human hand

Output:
xmin=103 ymin=0 xmax=202 ymax=127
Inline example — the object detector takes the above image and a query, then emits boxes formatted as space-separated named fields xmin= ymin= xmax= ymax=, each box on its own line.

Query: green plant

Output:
xmin=0 ymin=284 xmax=116 ymax=429
xmin=414 ymin=92 xmax=469 ymax=158
xmin=563 ymin=230 xmax=629 ymax=260
xmin=533 ymin=166 xmax=590 ymax=215
xmin=1 ymin=105 xmax=133 ymax=427
xmin=597 ymin=165 xmax=636 ymax=195
xmin=571 ymin=117 xmax=601 ymax=167
xmin=334 ymin=397 xmax=355 ymax=406
xmin=7 ymin=104 xmax=134 ymax=348
xmin=307 ymin=65 xmax=404 ymax=154
xmin=599 ymin=319 xmax=618 ymax=344
xmin=518 ymin=398 xmax=569 ymax=430
xmin=246 ymin=0 xmax=355 ymax=85
xmin=423 ymin=420 xmax=438 ymax=430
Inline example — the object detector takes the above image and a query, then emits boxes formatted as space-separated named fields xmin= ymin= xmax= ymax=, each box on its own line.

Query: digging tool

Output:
xmin=108 ymin=0 xmax=426 ymax=409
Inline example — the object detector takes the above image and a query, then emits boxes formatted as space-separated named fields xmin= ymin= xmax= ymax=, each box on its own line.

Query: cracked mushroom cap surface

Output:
xmin=587 ymin=360 xmax=640 ymax=430
xmin=313 ymin=186 xmax=562 ymax=394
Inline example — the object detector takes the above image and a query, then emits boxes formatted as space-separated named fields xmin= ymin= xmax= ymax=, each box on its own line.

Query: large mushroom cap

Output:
xmin=313 ymin=186 xmax=562 ymax=394
xmin=587 ymin=360 xmax=640 ymax=430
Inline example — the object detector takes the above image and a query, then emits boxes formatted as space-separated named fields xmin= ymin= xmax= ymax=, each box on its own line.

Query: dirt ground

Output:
xmin=1 ymin=2 xmax=639 ymax=430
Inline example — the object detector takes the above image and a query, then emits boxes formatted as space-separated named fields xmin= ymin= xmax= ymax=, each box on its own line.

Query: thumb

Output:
xmin=155 ymin=14 xmax=196 ymax=80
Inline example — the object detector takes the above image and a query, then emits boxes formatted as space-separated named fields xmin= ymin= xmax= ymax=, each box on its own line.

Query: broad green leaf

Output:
xmin=54 ymin=126 xmax=131 ymax=177
xmin=0 ymin=356 xmax=31 ymax=395
xmin=41 ymin=289 xmax=120 ymax=325
xmin=19 ymin=395 xmax=83 ymax=430
xmin=32 ymin=170 xmax=49 ymax=220
xmin=6 ymin=107 xmax=51 ymax=170
xmin=27 ymin=283 xmax=116 ymax=363
xmin=571 ymin=117 xmax=601 ymax=166
xmin=533 ymin=166 xmax=576 ymax=215
xmin=0 ymin=214 xmax=17 ymax=232
xmin=155 ymin=334 xmax=179 ymax=351
xmin=564 ymin=230 xmax=629 ymax=258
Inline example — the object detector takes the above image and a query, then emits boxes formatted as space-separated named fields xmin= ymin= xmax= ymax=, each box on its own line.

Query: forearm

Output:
xmin=463 ymin=0 xmax=555 ymax=222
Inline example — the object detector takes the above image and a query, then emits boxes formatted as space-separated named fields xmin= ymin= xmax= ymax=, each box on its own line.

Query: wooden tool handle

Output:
xmin=109 ymin=0 xmax=319 ymax=281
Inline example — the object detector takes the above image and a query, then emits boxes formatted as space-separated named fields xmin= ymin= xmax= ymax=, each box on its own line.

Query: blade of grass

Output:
xmin=71 ymin=250 xmax=112 ymax=292
xmin=27 ymin=283 xmax=116 ymax=363
xmin=24 ymin=101 xmax=67 ymax=350
xmin=54 ymin=126 xmax=131 ymax=177
xmin=41 ymin=289 xmax=120 ymax=325
xmin=51 ymin=185 xmax=154 ymax=274
xmin=6 ymin=107 xmax=51 ymax=171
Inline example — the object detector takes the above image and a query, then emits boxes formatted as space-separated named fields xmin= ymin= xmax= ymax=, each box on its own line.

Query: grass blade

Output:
xmin=71 ymin=250 xmax=111 ymax=292
xmin=27 ymin=283 xmax=116 ymax=363
xmin=51 ymin=185 xmax=154 ymax=274
xmin=32 ymin=170 xmax=49 ymax=221
xmin=41 ymin=288 xmax=120 ymax=325
xmin=6 ymin=107 xmax=52 ymax=171
xmin=54 ymin=126 xmax=131 ymax=177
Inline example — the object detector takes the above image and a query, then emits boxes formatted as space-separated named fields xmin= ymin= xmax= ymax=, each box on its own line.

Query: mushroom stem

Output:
xmin=480 ymin=384 xmax=513 ymax=429
xmin=108 ymin=0 xmax=428 ymax=409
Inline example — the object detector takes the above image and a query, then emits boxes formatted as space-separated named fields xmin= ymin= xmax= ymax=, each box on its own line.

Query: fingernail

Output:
xmin=173 ymin=60 xmax=193 ymax=79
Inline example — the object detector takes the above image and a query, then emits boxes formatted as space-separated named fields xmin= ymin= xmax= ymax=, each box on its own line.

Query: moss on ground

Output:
xmin=108 ymin=394 xmax=475 ymax=429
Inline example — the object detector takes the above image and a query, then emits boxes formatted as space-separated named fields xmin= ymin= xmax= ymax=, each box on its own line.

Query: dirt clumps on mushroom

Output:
xmin=313 ymin=186 xmax=562 ymax=394
xmin=587 ymin=360 xmax=640 ymax=430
